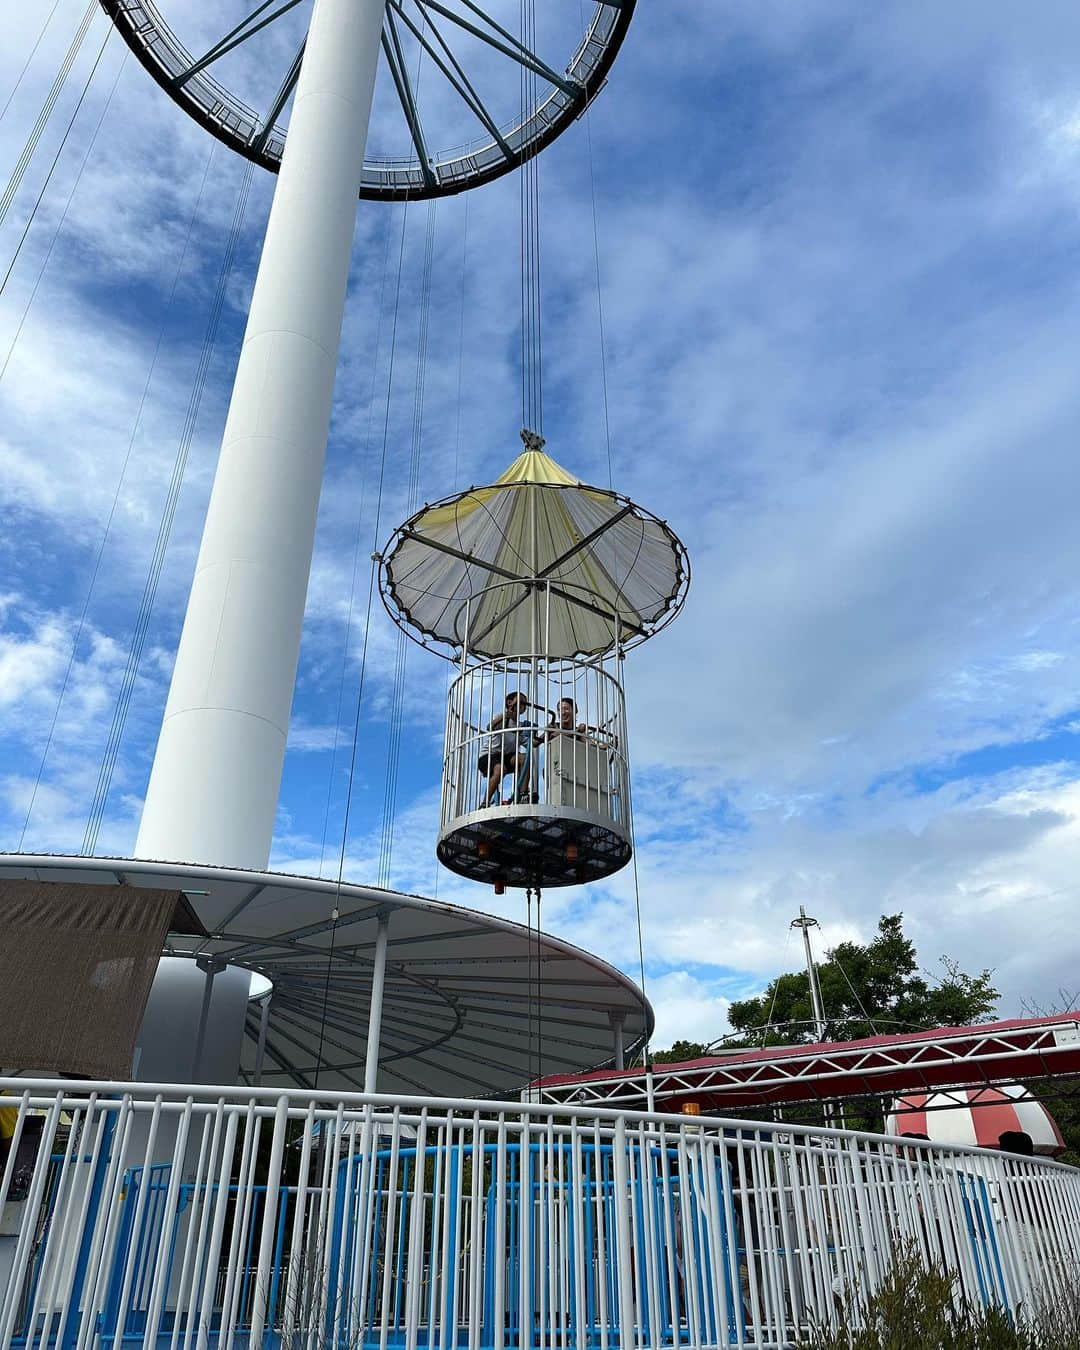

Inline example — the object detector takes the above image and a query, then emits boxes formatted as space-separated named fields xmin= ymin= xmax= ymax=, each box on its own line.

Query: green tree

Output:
xmin=651 ymin=1039 xmax=708 ymax=1065
xmin=647 ymin=914 xmax=1001 ymax=1135
xmin=726 ymin=913 xmax=999 ymax=1048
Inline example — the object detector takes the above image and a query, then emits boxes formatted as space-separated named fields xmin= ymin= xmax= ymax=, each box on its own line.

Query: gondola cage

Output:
xmin=378 ymin=435 xmax=689 ymax=888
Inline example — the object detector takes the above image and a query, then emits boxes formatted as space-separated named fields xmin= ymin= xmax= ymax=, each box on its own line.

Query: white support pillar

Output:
xmin=254 ymin=993 xmax=272 ymax=1086
xmin=136 ymin=0 xmax=388 ymax=871
xmin=364 ymin=913 xmax=390 ymax=1093
xmin=610 ymin=1012 xmax=625 ymax=1071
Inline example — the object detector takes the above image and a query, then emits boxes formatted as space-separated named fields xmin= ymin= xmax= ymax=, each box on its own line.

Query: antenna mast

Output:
xmin=791 ymin=906 xmax=827 ymax=1041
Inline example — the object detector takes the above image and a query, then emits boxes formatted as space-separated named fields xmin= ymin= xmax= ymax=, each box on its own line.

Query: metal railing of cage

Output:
xmin=442 ymin=651 xmax=629 ymax=828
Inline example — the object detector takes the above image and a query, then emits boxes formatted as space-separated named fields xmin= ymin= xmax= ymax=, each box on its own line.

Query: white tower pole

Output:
xmin=136 ymin=0 xmax=388 ymax=870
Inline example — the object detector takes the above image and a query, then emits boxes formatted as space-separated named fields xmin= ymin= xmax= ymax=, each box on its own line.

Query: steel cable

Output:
xmin=318 ymin=210 xmax=396 ymax=877
xmin=0 ymin=0 xmax=64 ymax=127
xmin=518 ymin=0 xmax=542 ymax=433
xmin=433 ymin=193 xmax=470 ymax=899
xmin=82 ymin=158 xmax=254 ymax=855
xmin=621 ymin=666 xmax=654 ymax=1092
xmin=378 ymin=198 xmax=437 ymax=888
xmin=0 ymin=13 xmax=112 ymax=300
xmin=18 ymin=141 xmax=215 ymax=849
xmin=0 ymin=1 xmax=98 ymax=232
xmin=329 ymin=194 xmax=410 ymax=890
xmin=318 ymin=195 xmax=411 ymax=1083
xmin=0 ymin=49 xmax=127 ymax=386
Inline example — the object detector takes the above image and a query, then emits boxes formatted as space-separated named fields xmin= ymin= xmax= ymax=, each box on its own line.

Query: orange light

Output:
xmin=477 ymin=841 xmax=490 ymax=859
xmin=680 ymin=1101 xmax=702 ymax=1117
xmin=565 ymin=841 xmax=579 ymax=862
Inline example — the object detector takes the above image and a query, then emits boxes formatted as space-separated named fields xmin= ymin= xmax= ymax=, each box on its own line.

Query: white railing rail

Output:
xmin=1 ymin=1077 xmax=1078 ymax=1349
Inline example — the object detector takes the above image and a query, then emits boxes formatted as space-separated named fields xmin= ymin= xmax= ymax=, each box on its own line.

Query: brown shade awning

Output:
xmin=0 ymin=880 xmax=181 ymax=1079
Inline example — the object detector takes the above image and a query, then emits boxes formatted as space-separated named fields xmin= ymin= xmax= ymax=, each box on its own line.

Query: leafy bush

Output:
xmin=799 ymin=1243 xmax=1080 ymax=1350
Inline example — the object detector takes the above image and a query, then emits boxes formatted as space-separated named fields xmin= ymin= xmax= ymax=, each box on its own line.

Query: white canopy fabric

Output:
xmin=380 ymin=448 xmax=688 ymax=659
xmin=0 ymin=855 xmax=650 ymax=1099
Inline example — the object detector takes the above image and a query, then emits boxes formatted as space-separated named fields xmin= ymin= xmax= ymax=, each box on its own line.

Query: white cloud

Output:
xmin=5 ymin=0 xmax=1080 ymax=1061
xmin=646 ymin=971 xmax=732 ymax=1050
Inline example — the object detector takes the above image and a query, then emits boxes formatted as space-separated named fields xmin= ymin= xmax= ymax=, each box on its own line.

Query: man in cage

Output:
xmin=479 ymin=691 xmax=534 ymax=806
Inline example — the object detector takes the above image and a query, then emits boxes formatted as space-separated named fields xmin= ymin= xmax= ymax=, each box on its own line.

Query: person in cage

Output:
xmin=539 ymin=697 xmax=588 ymax=742
xmin=479 ymin=691 xmax=533 ymax=805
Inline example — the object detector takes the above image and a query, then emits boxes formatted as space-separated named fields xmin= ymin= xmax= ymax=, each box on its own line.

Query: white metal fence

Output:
xmin=1 ymin=1078 xmax=1078 ymax=1349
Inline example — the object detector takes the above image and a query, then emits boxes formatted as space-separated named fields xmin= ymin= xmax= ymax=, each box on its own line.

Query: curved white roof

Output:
xmin=0 ymin=854 xmax=650 ymax=1097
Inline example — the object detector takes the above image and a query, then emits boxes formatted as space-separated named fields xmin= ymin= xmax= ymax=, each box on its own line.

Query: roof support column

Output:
xmin=135 ymin=0 xmax=387 ymax=870
xmin=364 ymin=913 xmax=391 ymax=1094
xmin=254 ymin=992 xmax=272 ymax=1086
xmin=610 ymin=1012 xmax=625 ymax=1071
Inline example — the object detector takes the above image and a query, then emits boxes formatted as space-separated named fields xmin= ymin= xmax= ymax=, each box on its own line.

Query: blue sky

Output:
xmin=3 ymin=1 xmax=1080 ymax=1048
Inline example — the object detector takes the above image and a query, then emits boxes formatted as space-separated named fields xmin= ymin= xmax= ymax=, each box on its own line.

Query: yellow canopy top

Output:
xmin=380 ymin=442 xmax=688 ymax=660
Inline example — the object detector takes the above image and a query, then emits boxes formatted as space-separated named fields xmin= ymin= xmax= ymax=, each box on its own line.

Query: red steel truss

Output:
xmin=535 ymin=1013 xmax=1080 ymax=1113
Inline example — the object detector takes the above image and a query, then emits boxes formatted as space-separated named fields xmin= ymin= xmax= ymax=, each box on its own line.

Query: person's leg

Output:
xmin=507 ymin=753 xmax=526 ymax=802
xmin=485 ymin=758 xmax=505 ymax=806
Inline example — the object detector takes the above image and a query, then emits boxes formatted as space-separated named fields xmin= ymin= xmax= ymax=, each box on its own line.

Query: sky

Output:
xmin=2 ymin=1 xmax=1080 ymax=1052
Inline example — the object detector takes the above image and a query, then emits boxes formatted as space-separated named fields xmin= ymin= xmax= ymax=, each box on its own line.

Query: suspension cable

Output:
xmin=379 ymin=198 xmax=437 ymax=888
xmin=535 ymin=884 xmax=544 ymax=1087
xmin=0 ymin=12 xmax=112 ymax=298
xmin=340 ymin=199 xmax=409 ymax=826
xmin=0 ymin=49 xmax=127 ymax=386
xmin=620 ymin=665 xmax=654 ymax=1098
xmin=454 ymin=194 xmax=469 ymax=490
xmin=0 ymin=0 xmax=63 ymax=126
xmin=433 ymin=194 xmax=470 ymax=902
xmin=0 ymin=1 xmax=98 ymax=233
xmin=18 ymin=140 xmax=216 ymax=850
xmin=833 ymin=953 xmax=880 ymax=1035
xmin=760 ymin=925 xmax=794 ymax=1048
xmin=82 ymin=158 xmax=254 ymax=856
xmin=317 ymin=194 xmax=410 ymax=1085
xmin=518 ymin=0 xmax=542 ymax=434
xmin=318 ymin=210 xmax=395 ymax=877
xmin=576 ymin=4 xmax=613 ymax=487
xmin=525 ymin=886 xmax=535 ymax=1093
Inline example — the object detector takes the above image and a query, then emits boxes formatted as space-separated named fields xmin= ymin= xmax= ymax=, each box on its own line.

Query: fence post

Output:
xmin=250 ymin=1094 xmax=290 ymax=1346
xmin=846 ymin=1136 xmax=881 ymax=1291
xmin=612 ymin=1115 xmax=635 ymax=1347
xmin=59 ymin=1106 xmax=116 ymax=1350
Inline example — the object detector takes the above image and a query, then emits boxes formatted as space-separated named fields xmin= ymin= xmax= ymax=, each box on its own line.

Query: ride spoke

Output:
xmin=411 ymin=0 xmax=581 ymax=98
xmin=249 ymin=41 xmax=305 ymax=154
xmin=388 ymin=0 xmax=513 ymax=159
xmin=175 ymin=0 xmax=307 ymax=88
xmin=382 ymin=7 xmax=437 ymax=188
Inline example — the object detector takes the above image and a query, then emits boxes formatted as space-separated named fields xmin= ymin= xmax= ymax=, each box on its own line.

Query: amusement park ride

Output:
xmin=1 ymin=1 xmax=1080 ymax=1346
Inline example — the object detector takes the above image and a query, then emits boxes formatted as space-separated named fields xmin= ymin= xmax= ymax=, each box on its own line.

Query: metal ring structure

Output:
xmin=99 ymin=0 xmax=636 ymax=200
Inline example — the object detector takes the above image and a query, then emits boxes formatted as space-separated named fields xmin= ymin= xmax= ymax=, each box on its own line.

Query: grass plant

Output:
xmin=799 ymin=1243 xmax=1080 ymax=1350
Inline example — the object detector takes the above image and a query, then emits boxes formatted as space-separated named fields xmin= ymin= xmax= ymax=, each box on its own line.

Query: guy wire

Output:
xmin=83 ymin=157 xmax=254 ymax=855
xmin=0 ymin=48 xmax=128 ymax=385
xmin=0 ymin=0 xmax=64 ymax=127
xmin=0 ymin=3 xmax=107 ymax=286
xmin=18 ymin=140 xmax=216 ymax=850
